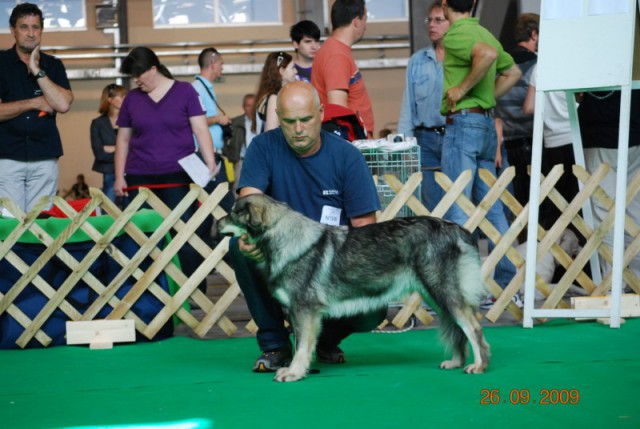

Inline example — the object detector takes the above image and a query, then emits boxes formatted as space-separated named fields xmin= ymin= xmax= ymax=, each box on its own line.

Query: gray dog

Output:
xmin=219 ymin=194 xmax=490 ymax=382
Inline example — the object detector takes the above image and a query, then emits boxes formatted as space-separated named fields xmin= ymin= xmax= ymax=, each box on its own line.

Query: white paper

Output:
xmin=178 ymin=153 xmax=220 ymax=187
xmin=543 ymin=0 xmax=583 ymax=20
xmin=589 ymin=0 xmax=628 ymax=15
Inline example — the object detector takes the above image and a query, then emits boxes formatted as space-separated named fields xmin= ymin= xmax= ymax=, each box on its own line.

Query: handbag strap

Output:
xmin=195 ymin=76 xmax=226 ymax=116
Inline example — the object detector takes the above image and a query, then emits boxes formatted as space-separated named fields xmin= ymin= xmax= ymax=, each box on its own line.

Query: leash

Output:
xmin=123 ymin=183 xmax=189 ymax=192
xmin=370 ymin=316 xmax=416 ymax=334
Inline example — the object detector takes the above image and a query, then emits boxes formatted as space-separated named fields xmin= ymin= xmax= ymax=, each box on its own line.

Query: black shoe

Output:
xmin=252 ymin=346 xmax=293 ymax=373
xmin=316 ymin=346 xmax=345 ymax=364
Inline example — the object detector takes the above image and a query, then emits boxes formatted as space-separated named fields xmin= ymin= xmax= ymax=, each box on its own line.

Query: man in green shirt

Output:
xmin=440 ymin=0 xmax=522 ymax=306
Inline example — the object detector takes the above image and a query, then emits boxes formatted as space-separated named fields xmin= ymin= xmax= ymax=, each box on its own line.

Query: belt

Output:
xmin=415 ymin=125 xmax=445 ymax=134
xmin=446 ymin=107 xmax=494 ymax=125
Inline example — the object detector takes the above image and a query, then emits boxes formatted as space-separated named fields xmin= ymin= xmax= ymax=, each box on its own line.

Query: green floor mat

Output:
xmin=1 ymin=319 xmax=638 ymax=429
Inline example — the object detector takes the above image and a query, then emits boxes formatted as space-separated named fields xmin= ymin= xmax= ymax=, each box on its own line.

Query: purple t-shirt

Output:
xmin=117 ymin=80 xmax=205 ymax=174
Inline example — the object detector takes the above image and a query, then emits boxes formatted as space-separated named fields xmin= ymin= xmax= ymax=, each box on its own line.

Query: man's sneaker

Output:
xmin=316 ymin=346 xmax=346 ymax=364
xmin=511 ymin=292 xmax=524 ymax=309
xmin=480 ymin=296 xmax=495 ymax=310
xmin=252 ymin=346 xmax=292 ymax=373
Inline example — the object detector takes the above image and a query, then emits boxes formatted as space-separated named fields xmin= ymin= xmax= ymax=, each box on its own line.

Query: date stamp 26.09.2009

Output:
xmin=480 ymin=388 xmax=581 ymax=405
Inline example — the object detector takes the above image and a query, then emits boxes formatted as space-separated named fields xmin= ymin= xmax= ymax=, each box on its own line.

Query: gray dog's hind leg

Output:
xmin=450 ymin=307 xmax=490 ymax=373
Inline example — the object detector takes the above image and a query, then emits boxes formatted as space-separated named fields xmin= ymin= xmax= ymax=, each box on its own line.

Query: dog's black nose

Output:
xmin=216 ymin=216 xmax=230 ymax=235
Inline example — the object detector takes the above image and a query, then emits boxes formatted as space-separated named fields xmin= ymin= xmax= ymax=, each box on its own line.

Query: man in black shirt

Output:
xmin=0 ymin=3 xmax=73 ymax=215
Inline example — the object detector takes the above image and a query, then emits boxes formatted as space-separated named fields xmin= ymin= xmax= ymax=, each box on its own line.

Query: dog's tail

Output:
xmin=458 ymin=246 xmax=487 ymax=308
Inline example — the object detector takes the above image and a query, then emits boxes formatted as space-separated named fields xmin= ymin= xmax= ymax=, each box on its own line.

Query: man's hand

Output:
xmin=34 ymin=96 xmax=54 ymax=114
xmin=29 ymin=45 xmax=41 ymax=75
xmin=446 ymin=86 xmax=467 ymax=112
xmin=239 ymin=233 xmax=265 ymax=262
xmin=217 ymin=114 xmax=232 ymax=126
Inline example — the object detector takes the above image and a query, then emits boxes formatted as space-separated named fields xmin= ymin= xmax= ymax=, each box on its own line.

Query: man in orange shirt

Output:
xmin=311 ymin=0 xmax=374 ymax=137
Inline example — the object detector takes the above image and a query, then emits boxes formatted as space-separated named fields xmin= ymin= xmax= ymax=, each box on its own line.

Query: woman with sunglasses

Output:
xmin=90 ymin=83 xmax=126 ymax=204
xmin=252 ymin=51 xmax=297 ymax=134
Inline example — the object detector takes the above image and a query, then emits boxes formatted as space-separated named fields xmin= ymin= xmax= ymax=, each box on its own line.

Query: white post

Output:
xmin=609 ymin=85 xmax=633 ymax=328
xmin=523 ymin=89 xmax=546 ymax=328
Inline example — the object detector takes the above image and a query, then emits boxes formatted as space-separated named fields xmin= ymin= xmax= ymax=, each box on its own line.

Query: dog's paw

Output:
xmin=439 ymin=359 xmax=463 ymax=370
xmin=274 ymin=367 xmax=305 ymax=382
xmin=463 ymin=363 xmax=486 ymax=374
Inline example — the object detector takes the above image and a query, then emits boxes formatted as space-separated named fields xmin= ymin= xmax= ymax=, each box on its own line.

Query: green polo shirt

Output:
xmin=441 ymin=17 xmax=515 ymax=114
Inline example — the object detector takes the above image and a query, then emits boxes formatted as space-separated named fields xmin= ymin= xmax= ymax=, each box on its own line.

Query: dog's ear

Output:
xmin=247 ymin=200 xmax=267 ymax=231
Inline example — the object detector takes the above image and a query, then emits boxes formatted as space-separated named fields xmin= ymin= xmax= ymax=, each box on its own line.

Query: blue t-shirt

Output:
xmin=239 ymin=129 xmax=380 ymax=225
xmin=192 ymin=75 xmax=223 ymax=151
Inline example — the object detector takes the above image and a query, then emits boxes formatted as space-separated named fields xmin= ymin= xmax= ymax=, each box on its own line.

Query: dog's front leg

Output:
xmin=274 ymin=310 xmax=322 ymax=382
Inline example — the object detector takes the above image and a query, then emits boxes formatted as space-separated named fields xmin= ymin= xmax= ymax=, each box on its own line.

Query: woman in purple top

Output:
xmin=114 ymin=47 xmax=217 ymax=297
xmin=114 ymin=47 xmax=216 ymax=199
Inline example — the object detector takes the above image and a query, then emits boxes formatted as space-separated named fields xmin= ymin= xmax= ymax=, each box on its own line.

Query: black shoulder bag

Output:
xmin=195 ymin=77 xmax=233 ymax=140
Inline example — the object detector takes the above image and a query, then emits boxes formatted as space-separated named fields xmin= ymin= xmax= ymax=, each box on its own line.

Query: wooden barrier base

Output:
xmin=571 ymin=294 xmax=640 ymax=320
xmin=66 ymin=320 xmax=135 ymax=349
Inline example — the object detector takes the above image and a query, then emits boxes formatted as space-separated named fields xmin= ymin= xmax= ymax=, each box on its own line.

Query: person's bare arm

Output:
xmin=30 ymin=46 xmax=73 ymax=113
xmin=522 ymin=82 xmax=536 ymax=115
xmin=190 ymin=114 xmax=217 ymax=175
xmin=495 ymin=117 xmax=504 ymax=169
xmin=114 ymin=127 xmax=132 ymax=197
xmin=238 ymin=187 xmax=263 ymax=198
xmin=494 ymin=64 xmax=522 ymax=99
xmin=0 ymin=96 xmax=51 ymax=121
xmin=206 ymin=114 xmax=231 ymax=126
xmin=350 ymin=212 xmax=377 ymax=228
xmin=446 ymin=42 xmax=497 ymax=112
xmin=327 ymin=89 xmax=349 ymax=107
xmin=263 ymin=95 xmax=280 ymax=131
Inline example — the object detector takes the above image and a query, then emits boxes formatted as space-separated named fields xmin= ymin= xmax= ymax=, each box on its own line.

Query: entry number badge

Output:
xmin=320 ymin=206 xmax=342 ymax=226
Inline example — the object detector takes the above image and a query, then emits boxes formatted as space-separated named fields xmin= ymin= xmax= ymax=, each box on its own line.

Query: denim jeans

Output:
xmin=441 ymin=113 xmax=516 ymax=289
xmin=415 ymin=128 xmax=444 ymax=212
xmin=228 ymin=237 xmax=387 ymax=352
xmin=102 ymin=173 xmax=116 ymax=203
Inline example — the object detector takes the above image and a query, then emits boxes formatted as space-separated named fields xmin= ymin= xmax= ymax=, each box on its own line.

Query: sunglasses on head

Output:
xmin=107 ymin=83 xmax=118 ymax=97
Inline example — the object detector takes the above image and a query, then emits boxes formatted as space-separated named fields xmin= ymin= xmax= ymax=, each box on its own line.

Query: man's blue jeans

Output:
xmin=441 ymin=112 xmax=516 ymax=289
xmin=414 ymin=128 xmax=444 ymax=212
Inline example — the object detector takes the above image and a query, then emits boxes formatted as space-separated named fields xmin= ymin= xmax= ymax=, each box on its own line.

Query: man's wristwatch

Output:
xmin=35 ymin=70 xmax=46 ymax=80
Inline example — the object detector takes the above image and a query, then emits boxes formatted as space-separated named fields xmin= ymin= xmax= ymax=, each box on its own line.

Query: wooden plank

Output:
xmin=66 ymin=320 xmax=135 ymax=347
xmin=391 ymin=292 xmax=425 ymax=328
xmin=382 ymin=172 xmax=426 ymax=218
xmin=571 ymin=294 xmax=640 ymax=319
xmin=144 ymin=236 xmax=231 ymax=337
xmin=432 ymin=169 xmax=472 ymax=219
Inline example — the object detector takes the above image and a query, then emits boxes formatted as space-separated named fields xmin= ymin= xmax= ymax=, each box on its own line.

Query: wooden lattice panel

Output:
xmin=1 ymin=164 xmax=639 ymax=348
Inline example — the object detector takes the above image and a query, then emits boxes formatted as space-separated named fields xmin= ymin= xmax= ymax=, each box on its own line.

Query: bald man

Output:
xmin=228 ymin=81 xmax=385 ymax=373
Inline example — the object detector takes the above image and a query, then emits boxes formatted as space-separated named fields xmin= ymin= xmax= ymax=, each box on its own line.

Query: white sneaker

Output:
xmin=511 ymin=293 xmax=524 ymax=309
